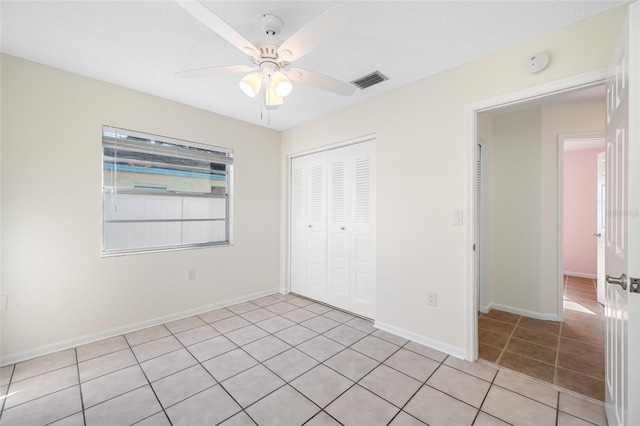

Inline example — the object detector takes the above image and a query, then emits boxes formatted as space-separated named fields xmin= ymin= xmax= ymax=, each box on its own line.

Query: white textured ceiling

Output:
xmin=0 ymin=1 xmax=627 ymax=131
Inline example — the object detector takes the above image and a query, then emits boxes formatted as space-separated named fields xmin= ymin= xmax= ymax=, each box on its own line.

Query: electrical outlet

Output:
xmin=427 ymin=291 xmax=437 ymax=307
xmin=186 ymin=269 xmax=196 ymax=281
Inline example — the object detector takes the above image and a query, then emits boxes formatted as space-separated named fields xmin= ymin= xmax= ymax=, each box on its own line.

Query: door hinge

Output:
xmin=472 ymin=243 xmax=476 ymax=251
xmin=631 ymin=277 xmax=640 ymax=294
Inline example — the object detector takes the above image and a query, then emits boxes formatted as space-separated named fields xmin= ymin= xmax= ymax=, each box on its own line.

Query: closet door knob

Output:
xmin=341 ymin=227 xmax=346 ymax=231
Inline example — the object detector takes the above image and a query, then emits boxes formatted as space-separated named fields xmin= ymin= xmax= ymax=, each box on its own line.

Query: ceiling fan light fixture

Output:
xmin=265 ymin=84 xmax=284 ymax=106
xmin=272 ymin=71 xmax=293 ymax=97
xmin=239 ymin=72 xmax=263 ymax=97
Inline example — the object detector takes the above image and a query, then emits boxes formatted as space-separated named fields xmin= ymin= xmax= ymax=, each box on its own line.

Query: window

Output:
xmin=102 ymin=126 xmax=233 ymax=255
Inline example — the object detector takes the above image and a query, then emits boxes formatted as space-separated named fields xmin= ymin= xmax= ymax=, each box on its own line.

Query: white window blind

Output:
xmin=101 ymin=126 xmax=233 ymax=255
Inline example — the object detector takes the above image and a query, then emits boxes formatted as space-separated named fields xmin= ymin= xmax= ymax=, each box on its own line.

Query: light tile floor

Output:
xmin=0 ymin=293 xmax=607 ymax=425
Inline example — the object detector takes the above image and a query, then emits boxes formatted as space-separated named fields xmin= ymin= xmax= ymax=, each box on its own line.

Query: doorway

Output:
xmin=469 ymin=80 xmax=608 ymax=400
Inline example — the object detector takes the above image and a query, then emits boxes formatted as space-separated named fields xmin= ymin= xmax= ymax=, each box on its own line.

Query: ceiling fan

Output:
xmin=175 ymin=1 xmax=356 ymax=109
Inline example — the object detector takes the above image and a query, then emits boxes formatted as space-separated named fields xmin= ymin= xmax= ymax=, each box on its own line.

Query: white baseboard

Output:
xmin=564 ymin=272 xmax=597 ymax=279
xmin=1 ymin=287 xmax=281 ymax=367
xmin=488 ymin=303 xmax=560 ymax=322
xmin=373 ymin=320 xmax=466 ymax=360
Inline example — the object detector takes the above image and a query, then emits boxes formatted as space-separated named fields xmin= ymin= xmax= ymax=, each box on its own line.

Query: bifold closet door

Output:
xmin=347 ymin=141 xmax=376 ymax=318
xmin=290 ymin=156 xmax=308 ymax=297
xmin=290 ymin=151 xmax=328 ymax=302
xmin=326 ymin=149 xmax=350 ymax=310
xmin=291 ymin=140 xmax=376 ymax=318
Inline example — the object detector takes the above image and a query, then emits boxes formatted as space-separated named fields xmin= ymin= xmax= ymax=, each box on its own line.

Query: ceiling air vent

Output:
xmin=351 ymin=71 xmax=388 ymax=90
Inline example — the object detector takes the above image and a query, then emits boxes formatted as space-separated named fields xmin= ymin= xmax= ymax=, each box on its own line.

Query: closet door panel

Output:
xmin=290 ymin=156 xmax=308 ymax=297
xmin=306 ymin=151 xmax=328 ymax=302
xmin=326 ymin=150 xmax=350 ymax=310
xmin=349 ymin=141 xmax=377 ymax=318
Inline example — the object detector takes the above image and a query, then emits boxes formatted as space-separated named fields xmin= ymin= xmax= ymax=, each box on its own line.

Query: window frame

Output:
xmin=101 ymin=126 xmax=234 ymax=257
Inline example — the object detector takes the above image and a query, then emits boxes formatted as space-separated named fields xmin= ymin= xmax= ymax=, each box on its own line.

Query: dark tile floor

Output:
xmin=478 ymin=275 xmax=605 ymax=401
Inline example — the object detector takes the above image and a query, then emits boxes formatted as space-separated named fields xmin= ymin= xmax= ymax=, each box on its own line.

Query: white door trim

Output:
xmin=289 ymin=134 xmax=377 ymax=160
xmin=464 ymin=68 xmax=607 ymax=361
xmin=476 ymin=138 xmax=490 ymax=314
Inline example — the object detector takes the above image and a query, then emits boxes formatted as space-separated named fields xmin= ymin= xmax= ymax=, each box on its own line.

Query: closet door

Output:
xmin=290 ymin=156 xmax=308 ymax=297
xmin=348 ymin=141 xmax=376 ymax=318
xmin=326 ymin=149 xmax=350 ymax=310
xmin=290 ymin=140 xmax=376 ymax=317
xmin=306 ymin=151 xmax=328 ymax=302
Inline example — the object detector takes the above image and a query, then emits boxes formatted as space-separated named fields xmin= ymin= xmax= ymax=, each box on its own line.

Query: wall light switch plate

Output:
xmin=452 ymin=210 xmax=463 ymax=226
xmin=427 ymin=292 xmax=437 ymax=307
xmin=186 ymin=269 xmax=196 ymax=281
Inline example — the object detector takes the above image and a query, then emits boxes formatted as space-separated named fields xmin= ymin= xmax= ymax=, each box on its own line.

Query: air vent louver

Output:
xmin=351 ymin=71 xmax=388 ymax=90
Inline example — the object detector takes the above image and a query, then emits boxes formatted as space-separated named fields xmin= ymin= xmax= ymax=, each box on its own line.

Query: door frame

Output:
xmin=476 ymin=138 xmax=490 ymax=314
xmin=464 ymin=69 xmax=607 ymax=360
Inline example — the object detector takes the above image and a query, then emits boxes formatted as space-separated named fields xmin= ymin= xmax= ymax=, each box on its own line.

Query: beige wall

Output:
xmin=280 ymin=7 xmax=624 ymax=355
xmin=1 ymin=55 xmax=281 ymax=361
xmin=488 ymin=107 xmax=543 ymax=315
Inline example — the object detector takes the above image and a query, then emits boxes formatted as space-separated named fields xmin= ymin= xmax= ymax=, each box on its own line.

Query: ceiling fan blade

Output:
xmin=278 ymin=5 xmax=350 ymax=62
xmin=288 ymin=68 xmax=355 ymax=96
xmin=175 ymin=1 xmax=257 ymax=59
xmin=176 ymin=65 xmax=255 ymax=78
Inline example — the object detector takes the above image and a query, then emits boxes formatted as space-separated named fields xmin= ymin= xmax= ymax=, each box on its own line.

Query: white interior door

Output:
xmin=348 ymin=141 xmax=377 ymax=318
xmin=306 ymin=151 xmax=328 ymax=302
xmin=290 ymin=139 xmax=377 ymax=318
xmin=604 ymin=3 xmax=639 ymax=425
xmin=290 ymin=156 xmax=308 ymax=297
xmin=326 ymin=149 xmax=350 ymax=310
xmin=596 ymin=151 xmax=606 ymax=306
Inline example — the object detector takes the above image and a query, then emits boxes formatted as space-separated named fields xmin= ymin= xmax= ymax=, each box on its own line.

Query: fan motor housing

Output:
xmin=256 ymin=43 xmax=279 ymax=60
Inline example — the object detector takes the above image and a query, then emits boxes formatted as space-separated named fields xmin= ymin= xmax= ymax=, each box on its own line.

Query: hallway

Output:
xmin=478 ymin=275 xmax=605 ymax=400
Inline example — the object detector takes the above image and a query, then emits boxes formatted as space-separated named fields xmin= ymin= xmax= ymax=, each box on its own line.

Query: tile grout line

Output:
xmin=214 ymin=301 xmax=366 ymax=425
xmin=267 ymin=311 xmax=362 ymax=426
xmin=293 ymin=317 xmax=502 ymax=425
xmin=123 ymin=324 xmax=175 ymax=426
xmin=470 ymin=367 xmax=500 ymax=426
xmin=170 ymin=301 xmax=268 ymax=425
xmin=555 ymin=391 xmax=560 ymax=426
xmin=1 ymin=383 xmax=79 ymax=416
xmin=302 ymin=410 xmax=345 ymax=426
xmin=385 ymin=351 xmax=450 ymax=426
xmin=208 ymin=303 xmax=408 ymax=426
xmin=163 ymin=299 xmax=350 ymax=425
xmin=0 ymin=364 xmax=16 ymax=422
xmin=554 ymin=276 xmax=567 ymax=388
xmin=280 ymin=321 xmax=377 ymax=413
xmin=495 ymin=314 xmax=522 ymax=366
xmin=560 ymin=276 xmax=607 ymax=396
xmin=73 ymin=348 xmax=87 ymax=426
